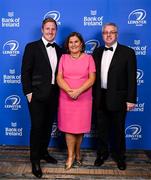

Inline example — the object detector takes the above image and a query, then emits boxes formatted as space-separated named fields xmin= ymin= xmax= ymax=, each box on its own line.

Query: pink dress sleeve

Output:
xmin=58 ymin=54 xmax=65 ymax=73
xmin=88 ymin=55 xmax=96 ymax=73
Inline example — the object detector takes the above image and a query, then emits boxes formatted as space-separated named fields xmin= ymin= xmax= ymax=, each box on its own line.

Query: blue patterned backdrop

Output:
xmin=0 ymin=0 xmax=151 ymax=149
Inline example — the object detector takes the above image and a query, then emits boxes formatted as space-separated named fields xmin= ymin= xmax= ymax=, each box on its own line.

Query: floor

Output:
xmin=0 ymin=146 xmax=151 ymax=179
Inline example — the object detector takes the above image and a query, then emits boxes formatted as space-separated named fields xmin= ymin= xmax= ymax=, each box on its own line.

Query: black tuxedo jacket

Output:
xmin=92 ymin=43 xmax=137 ymax=111
xmin=21 ymin=39 xmax=63 ymax=101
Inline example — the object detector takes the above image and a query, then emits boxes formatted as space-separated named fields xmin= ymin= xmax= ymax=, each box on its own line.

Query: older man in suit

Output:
xmin=21 ymin=18 xmax=63 ymax=178
xmin=93 ymin=22 xmax=137 ymax=170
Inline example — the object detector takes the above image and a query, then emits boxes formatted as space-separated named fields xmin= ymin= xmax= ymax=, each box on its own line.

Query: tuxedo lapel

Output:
xmin=53 ymin=43 xmax=60 ymax=67
xmin=97 ymin=48 xmax=104 ymax=75
xmin=38 ymin=40 xmax=52 ymax=70
xmin=108 ymin=44 xmax=120 ymax=71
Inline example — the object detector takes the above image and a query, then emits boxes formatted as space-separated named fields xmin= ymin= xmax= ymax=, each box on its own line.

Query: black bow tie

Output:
xmin=46 ymin=43 xmax=55 ymax=48
xmin=104 ymin=47 xmax=113 ymax=51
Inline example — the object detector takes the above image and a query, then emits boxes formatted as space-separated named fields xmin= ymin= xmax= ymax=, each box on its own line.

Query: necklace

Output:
xmin=70 ymin=52 xmax=82 ymax=59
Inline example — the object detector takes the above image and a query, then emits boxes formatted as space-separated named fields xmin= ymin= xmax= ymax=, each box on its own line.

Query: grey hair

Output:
xmin=102 ymin=22 xmax=118 ymax=32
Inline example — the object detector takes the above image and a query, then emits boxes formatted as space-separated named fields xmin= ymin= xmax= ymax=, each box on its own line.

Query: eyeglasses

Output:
xmin=102 ymin=31 xmax=117 ymax=35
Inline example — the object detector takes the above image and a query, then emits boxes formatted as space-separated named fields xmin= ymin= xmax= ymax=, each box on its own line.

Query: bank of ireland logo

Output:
xmin=91 ymin=10 xmax=97 ymax=16
xmin=1 ymin=11 xmax=20 ymax=28
xmin=125 ymin=124 xmax=142 ymax=140
xmin=128 ymin=9 xmax=146 ymax=26
xmin=85 ymin=40 xmax=100 ymax=54
xmin=11 ymin=122 xmax=17 ymax=127
xmin=130 ymin=39 xmax=147 ymax=56
xmin=5 ymin=95 xmax=21 ymax=110
xmin=83 ymin=10 xmax=103 ymax=26
xmin=137 ymin=69 xmax=144 ymax=86
xmin=44 ymin=11 xmax=61 ymax=25
xmin=3 ymin=69 xmax=21 ymax=84
xmin=5 ymin=122 xmax=23 ymax=136
xmin=8 ymin=11 xmax=14 ymax=17
xmin=3 ymin=40 xmax=19 ymax=56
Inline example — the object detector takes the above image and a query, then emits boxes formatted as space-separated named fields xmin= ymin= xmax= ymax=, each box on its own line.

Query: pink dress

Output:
xmin=58 ymin=54 xmax=96 ymax=134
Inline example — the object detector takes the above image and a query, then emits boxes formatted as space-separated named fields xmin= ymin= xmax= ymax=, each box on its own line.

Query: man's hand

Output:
xmin=126 ymin=102 xmax=135 ymax=111
xmin=26 ymin=93 xmax=32 ymax=103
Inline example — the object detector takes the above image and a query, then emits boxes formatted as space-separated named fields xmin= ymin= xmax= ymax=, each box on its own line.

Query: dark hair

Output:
xmin=42 ymin=17 xmax=57 ymax=29
xmin=65 ymin=32 xmax=85 ymax=53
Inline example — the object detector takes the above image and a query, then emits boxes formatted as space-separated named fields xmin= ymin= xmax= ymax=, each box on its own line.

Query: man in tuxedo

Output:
xmin=21 ymin=18 xmax=63 ymax=178
xmin=92 ymin=22 xmax=137 ymax=170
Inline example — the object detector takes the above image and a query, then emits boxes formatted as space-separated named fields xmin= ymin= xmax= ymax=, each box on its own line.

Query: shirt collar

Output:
xmin=105 ymin=42 xmax=117 ymax=52
xmin=42 ymin=36 xmax=55 ymax=47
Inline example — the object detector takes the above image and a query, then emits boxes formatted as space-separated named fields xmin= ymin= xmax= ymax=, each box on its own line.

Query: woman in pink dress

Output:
xmin=57 ymin=32 xmax=96 ymax=170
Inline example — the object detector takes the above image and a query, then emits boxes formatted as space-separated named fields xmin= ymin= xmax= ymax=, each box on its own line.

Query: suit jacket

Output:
xmin=92 ymin=43 xmax=137 ymax=111
xmin=21 ymin=39 xmax=63 ymax=101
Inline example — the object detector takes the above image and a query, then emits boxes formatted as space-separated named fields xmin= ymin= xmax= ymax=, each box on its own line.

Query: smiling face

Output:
xmin=42 ymin=21 xmax=57 ymax=42
xmin=68 ymin=35 xmax=83 ymax=54
xmin=102 ymin=25 xmax=118 ymax=47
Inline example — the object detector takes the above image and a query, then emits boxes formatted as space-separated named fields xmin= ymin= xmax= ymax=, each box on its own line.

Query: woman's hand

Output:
xmin=68 ymin=88 xmax=82 ymax=100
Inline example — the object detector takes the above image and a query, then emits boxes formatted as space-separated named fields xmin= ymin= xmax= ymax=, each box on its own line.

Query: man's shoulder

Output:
xmin=54 ymin=43 xmax=65 ymax=54
xmin=118 ymin=43 xmax=135 ymax=53
xmin=54 ymin=42 xmax=62 ymax=49
xmin=26 ymin=39 xmax=41 ymax=47
xmin=93 ymin=46 xmax=104 ymax=54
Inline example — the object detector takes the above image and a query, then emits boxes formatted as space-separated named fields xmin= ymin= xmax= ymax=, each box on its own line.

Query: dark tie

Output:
xmin=104 ymin=47 xmax=113 ymax=51
xmin=46 ymin=43 xmax=55 ymax=48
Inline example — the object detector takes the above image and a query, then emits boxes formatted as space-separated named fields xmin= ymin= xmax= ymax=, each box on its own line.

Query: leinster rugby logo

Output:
xmin=85 ymin=40 xmax=100 ymax=54
xmin=125 ymin=124 xmax=142 ymax=140
xmin=3 ymin=40 xmax=19 ymax=56
xmin=44 ymin=11 xmax=61 ymax=25
xmin=137 ymin=69 xmax=144 ymax=86
xmin=5 ymin=95 xmax=21 ymax=110
xmin=137 ymin=69 xmax=144 ymax=80
xmin=128 ymin=9 xmax=147 ymax=26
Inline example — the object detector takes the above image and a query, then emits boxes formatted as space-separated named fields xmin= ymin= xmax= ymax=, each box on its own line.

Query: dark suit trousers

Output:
xmin=96 ymin=89 xmax=126 ymax=159
xmin=28 ymin=86 xmax=58 ymax=162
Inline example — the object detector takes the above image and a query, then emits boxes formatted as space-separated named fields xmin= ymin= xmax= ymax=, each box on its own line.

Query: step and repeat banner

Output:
xmin=0 ymin=0 xmax=151 ymax=149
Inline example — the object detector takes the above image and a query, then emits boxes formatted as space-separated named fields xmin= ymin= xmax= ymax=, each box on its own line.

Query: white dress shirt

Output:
xmin=42 ymin=36 xmax=57 ymax=84
xmin=101 ymin=42 xmax=117 ymax=89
